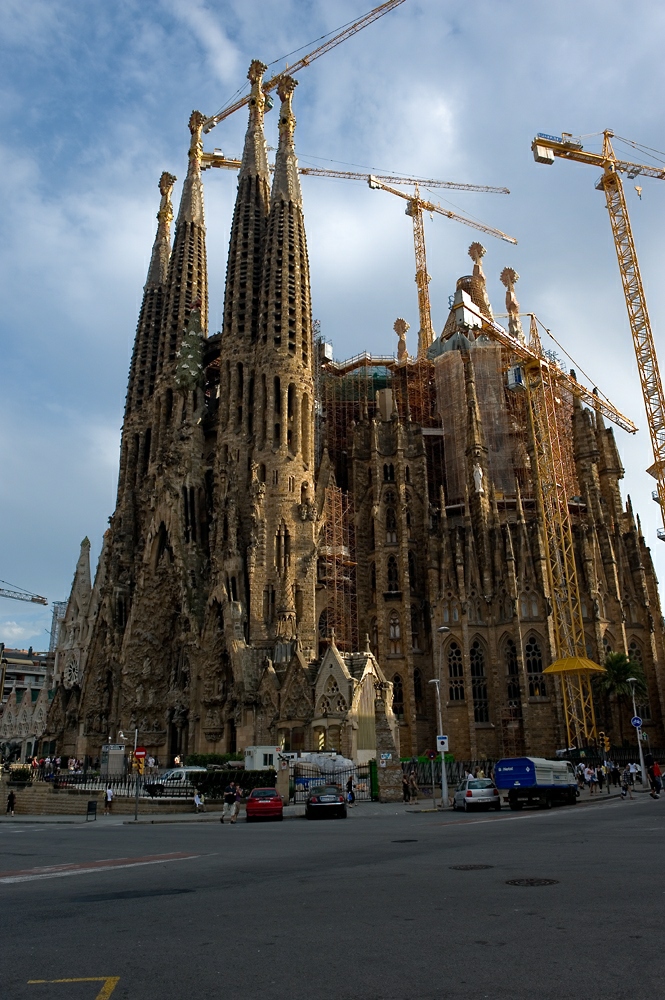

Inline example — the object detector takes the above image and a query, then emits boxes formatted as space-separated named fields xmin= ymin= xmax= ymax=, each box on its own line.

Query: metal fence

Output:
xmin=49 ymin=773 xmax=194 ymax=798
xmin=402 ymin=759 xmax=496 ymax=797
xmin=290 ymin=764 xmax=372 ymax=803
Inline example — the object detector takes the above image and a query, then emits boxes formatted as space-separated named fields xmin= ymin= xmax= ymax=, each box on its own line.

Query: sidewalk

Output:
xmin=0 ymin=789 xmax=652 ymax=825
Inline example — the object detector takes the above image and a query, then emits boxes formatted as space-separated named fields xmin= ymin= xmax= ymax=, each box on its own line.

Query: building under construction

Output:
xmin=44 ymin=62 xmax=665 ymax=764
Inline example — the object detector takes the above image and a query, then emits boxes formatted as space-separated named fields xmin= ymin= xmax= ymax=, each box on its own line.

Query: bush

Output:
xmin=184 ymin=753 xmax=244 ymax=768
xmin=9 ymin=767 xmax=32 ymax=784
xmin=189 ymin=769 xmax=276 ymax=799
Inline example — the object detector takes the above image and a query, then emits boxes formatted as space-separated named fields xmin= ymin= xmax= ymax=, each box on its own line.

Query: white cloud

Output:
xmin=162 ymin=0 xmax=241 ymax=86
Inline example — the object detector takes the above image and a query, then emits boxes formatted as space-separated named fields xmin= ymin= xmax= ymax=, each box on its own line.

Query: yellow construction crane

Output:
xmin=368 ymin=177 xmax=517 ymax=356
xmin=0 ymin=579 xmax=48 ymax=606
xmin=202 ymin=0 xmax=407 ymax=134
xmin=465 ymin=290 xmax=637 ymax=746
xmin=532 ymin=130 xmax=665 ymax=542
xmin=202 ymin=153 xmax=513 ymax=357
xmin=201 ymin=154 xmax=511 ymax=197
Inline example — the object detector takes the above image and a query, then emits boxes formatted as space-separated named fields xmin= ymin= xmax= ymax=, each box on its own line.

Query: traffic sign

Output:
xmin=436 ymin=735 xmax=449 ymax=752
xmin=134 ymin=746 xmax=147 ymax=759
xmin=631 ymin=716 xmax=643 ymax=729
xmin=426 ymin=750 xmax=437 ymax=760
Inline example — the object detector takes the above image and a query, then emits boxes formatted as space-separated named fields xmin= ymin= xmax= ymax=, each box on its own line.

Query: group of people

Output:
xmin=576 ymin=761 xmax=619 ymax=794
xmin=574 ymin=758 xmax=663 ymax=801
xmin=221 ymin=781 xmax=243 ymax=823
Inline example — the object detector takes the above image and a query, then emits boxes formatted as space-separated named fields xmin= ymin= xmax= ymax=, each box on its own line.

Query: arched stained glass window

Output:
xmin=392 ymin=674 xmax=404 ymax=719
xmin=448 ymin=642 xmax=464 ymax=701
xmin=389 ymin=613 xmax=402 ymax=655
xmin=525 ymin=636 xmax=546 ymax=697
xmin=470 ymin=640 xmax=489 ymax=723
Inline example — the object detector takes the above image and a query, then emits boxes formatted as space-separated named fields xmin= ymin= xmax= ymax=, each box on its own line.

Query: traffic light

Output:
xmin=604 ymin=736 xmax=611 ymax=753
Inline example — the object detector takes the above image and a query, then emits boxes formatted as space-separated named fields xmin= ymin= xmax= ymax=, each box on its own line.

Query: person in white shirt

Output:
xmin=104 ymin=785 xmax=114 ymax=815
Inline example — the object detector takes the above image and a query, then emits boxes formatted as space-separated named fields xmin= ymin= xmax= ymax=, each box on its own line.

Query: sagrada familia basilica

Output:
xmin=44 ymin=62 xmax=665 ymax=764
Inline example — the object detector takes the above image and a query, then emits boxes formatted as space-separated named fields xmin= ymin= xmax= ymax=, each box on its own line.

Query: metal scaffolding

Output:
xmin=321 ymin=484 xmax=358 ymax=652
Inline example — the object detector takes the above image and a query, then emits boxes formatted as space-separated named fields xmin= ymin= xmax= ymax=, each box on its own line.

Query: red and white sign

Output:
xmin=134 ymin=747 xmax=147 ymax=759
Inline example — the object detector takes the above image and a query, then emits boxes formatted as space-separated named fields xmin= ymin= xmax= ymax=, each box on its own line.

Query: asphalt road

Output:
xmin=1 ymin=794 xmax=661 ymax=1000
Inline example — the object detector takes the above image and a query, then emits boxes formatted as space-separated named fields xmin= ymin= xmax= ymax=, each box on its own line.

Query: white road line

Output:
xmin=0 ymin=855 xmax=200 ymax=885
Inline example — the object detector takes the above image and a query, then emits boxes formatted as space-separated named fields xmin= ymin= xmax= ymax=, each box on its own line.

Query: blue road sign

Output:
xmin=631 ymin=716 xmax=643 ymax=728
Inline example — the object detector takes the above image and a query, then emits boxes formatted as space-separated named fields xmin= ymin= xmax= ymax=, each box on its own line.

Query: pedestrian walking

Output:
xmin=611 ymin=762 xmax=620 ymax=787
xmin=620 ymin=765 xmax=634 ymax=800
xmin=346 ymin=775 xmax=356 ymax=808
xmin=408 ymin=771 xmax=420 ymax=804
xmin=194 ymin=791 xmax=203 ymax=813
xmin=584 ymin=766 xmax=596 ymax=794
xmin=222 ymin=781 xmax=237 ymax=824
xmin=104 ymin=785 xmax=114 ymax=815
xmin=653 ymin=761 xmax=662 ymax=797
xmin=6 ymin=790 xmax=16 ymax=815
xmin=233 ymin=784 xmax=243 ymax=823
xmin=596 ymin=765 xmax=605 ymax=793
xmin=402 ymin=773 xmax=411 ymax=802
xmin=628 ymin=762 xmax=637 ymax=785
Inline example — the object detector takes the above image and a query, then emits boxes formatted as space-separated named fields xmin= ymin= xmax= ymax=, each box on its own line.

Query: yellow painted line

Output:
xmin=27 ymin=977 xmax=119 ymax=999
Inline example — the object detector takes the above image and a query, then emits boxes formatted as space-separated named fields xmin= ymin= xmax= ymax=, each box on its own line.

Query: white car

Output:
xmin=452 ymin=777 xmax=501 ymax=812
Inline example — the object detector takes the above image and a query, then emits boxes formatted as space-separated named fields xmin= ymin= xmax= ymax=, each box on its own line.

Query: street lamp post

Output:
xmin=429 ymin=625 xmax=451 ymax=809
xmin=627 ymin=677 xmax=647 ymax=790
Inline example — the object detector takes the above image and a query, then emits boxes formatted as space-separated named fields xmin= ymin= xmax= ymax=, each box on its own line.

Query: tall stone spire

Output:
xmin=258 ymin=76 xmax=312 ymax=369
xmin=270 ymin=75 xmax=302 ymax=207
xmin=125 ymin=172 xmax=175 ymax=415
xmin=222 ymin=60 xmax=271 ymax=346
xmin=157 ymin=111 xmax=208 ymax=376
xmin=468 ymin=243 xmax=493 ymax=320
xmin=500 ymin=267 xmax=525 ymax=345
xmin=248 ymin=74 xmax=317 ymax=649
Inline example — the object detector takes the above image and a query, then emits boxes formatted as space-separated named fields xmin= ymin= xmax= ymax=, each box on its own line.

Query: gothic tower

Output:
xmin=248 ymin=76 xmax=317 ymax=651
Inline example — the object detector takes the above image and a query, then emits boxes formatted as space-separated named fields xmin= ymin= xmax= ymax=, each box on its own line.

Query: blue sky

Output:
xmin=2 ymin=0 xmax=665 ymax=649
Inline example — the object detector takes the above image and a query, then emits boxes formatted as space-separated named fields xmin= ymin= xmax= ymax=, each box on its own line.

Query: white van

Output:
xmin=144 ymin=766 xmax=206 ymax=797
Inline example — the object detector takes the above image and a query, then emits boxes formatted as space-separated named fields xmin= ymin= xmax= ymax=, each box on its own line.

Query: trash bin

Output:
xmin=86 ymin=800 xmax=97 ymax=821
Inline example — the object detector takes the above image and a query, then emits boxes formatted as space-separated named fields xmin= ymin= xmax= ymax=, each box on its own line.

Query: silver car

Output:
xmin=452 ymin=777 xmax=501 ymax=812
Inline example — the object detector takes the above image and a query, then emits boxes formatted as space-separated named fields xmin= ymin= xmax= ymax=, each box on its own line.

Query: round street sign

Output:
xmin=631 ymin=716 xmax=643 ymax=729
xmin=134 ymin=747 xmax=147 ymax=759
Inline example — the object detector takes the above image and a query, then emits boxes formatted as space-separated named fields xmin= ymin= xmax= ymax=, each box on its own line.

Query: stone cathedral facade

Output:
xmin=46 ymin=63 xmax=665 ymax=764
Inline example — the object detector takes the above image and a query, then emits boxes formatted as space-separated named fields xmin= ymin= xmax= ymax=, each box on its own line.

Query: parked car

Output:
xmin=144 ymin=766 xmax=207 ymax=797
xmin=246 ymin=787 xmax=284 ymax=822
xmin=452 ymin=777 xmax=501 ymax=812
xmin=305 ymin=784 xmax=347 ymax=820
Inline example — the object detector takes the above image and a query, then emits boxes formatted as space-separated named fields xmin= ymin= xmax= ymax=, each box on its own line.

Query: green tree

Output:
xmin=594 ymin=652 xmax=647 ymax=744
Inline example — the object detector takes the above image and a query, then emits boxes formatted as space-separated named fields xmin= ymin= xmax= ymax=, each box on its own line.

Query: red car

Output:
xmin=245 ymin=787 xmax=284 ymax=822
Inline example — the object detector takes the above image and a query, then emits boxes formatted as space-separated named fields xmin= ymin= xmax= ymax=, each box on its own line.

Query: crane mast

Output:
xmin=367 ymin=176 xmax=516 ymax=357
xmin=532 ymin=129 xmax=665 ymax=541
xmin=523 ymin=353 xmax=605 ymax=746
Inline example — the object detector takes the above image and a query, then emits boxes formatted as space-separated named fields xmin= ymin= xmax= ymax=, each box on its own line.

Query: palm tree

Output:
xmin=594 ymin=652 xmax=647 ymax=745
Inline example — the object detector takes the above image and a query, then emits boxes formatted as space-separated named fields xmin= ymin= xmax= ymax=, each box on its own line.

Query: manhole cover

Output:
xmin=506 ymin=878 xmax=559 ymax=887
xmin=449 ymin=864 xmax=493 ymax=871
xmin=392 ymin=839 xmax=418 ymax=843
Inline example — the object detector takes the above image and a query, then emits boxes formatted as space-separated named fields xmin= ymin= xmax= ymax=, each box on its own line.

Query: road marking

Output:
xmin=1 ymin=852 xmax=199 ymax=885
xmin=28 ymin=977 xmax=119 ymax=999
xmin=437 ymin=799 xmax=630 ymax=829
